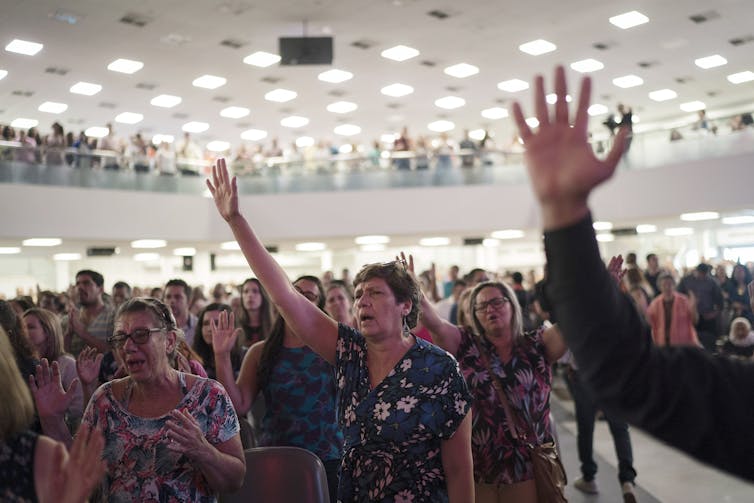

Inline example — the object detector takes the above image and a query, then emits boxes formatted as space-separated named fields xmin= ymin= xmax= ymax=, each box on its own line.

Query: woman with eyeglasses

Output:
xmin=418 ymin=273 xmax=567 ymax=503
xmin=211 ymin=275 xmax=344 ymax=503
xmin=31 ymin=297 xmax=245 ymax=502
xmin=208 ymin=160 xmax=473 ymax=502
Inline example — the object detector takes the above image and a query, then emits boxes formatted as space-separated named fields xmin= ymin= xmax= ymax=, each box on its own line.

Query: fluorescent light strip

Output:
xmin=680 ymin=211 xmax=719 ymax=221
xmin=23 ymin=238 xmax=62 ymax=247
xmin=381 ymin=45 xmax=420 ymax=62
xmin=5 ymin=39 xmax=44 ymax=55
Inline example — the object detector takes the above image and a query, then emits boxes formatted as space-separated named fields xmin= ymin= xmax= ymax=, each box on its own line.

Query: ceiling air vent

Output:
xmin=98 ymin=102 xmax=117 ymax=109
xmin=637 ymin=60 xmax=658 ymax=69
xmin=689 ymin=10 xmax=720 ymax=23
xmin=611 ymin=228 xmax=637 ymax=237
xmin=172 ymin=112 xmax=189 ymax=119
xmin=67 ymin=118 xmax=85 ymax=125
xmin=428 ymin=10 xmax=450 ymax=20
xmin=87 ymin=247 xmax=117 ymax=257
xmin=592 ymin=42 xmax=611 ymax=51
xmin=351 ymin=39 xmax=375 ymax=50
xmin=212 ymin=96 xmax=231 ymax=103
xmin=119 ymin=12 xmax=151 ymax=27
xmin=44 ymin=66 xmax=69 ymax=76
xmin=11 ymin=90 xmax=34 ymax=97
xmin=729 ymin=35 xmax=754 ymax=46
xmin=386 ymin=103 xmax=403 ymax=109
xmin=445 ymin=85 xmax=461 ymax=92
xmin=220 ymin=38 xmax=245 ymax=49
xmin=328 ymin=89 xmax=347 ymax=97
xmin=160 ymin=33 xmax=192 ymax=46
xmin=135 ymin=82 xmax=157 ymax=90
xmin=421 ymin=60 xmax=437 ymax=67
xmin=675 ymin=76 xmax=693 ymax=84
xmin=265 ymin=245 xmax=279 ymax=254
xmin=463 ymin=238 xmax=484 ymax=246
xmin=261 ymin=76 xmax=282 ymax=84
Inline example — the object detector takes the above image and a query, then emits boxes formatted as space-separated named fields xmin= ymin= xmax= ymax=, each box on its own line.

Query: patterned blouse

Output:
xmin=0 ymin=430 xmax=38 ymax=502
xmin=335 ymin=324 xmax=472 ymax=502
xmin=455 ymin=327 xmax=553 ymax=485
xmin=82 ymin=373 xmax=239 ymax=503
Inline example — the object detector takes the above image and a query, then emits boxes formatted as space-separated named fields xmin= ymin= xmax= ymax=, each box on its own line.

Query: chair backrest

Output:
xmin=237 ymin=416 xmax=255 ymax=449
xmin=219 ymin=446 xmax=330 ymax=503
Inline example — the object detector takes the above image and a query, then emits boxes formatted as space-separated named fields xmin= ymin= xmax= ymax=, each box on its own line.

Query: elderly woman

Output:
xmin=207 ymin=160 xmax=473 ymax=502
xmin=418 ymin=265 xmax=567 ymax=502
xmin=646 ymin=272 xmax=700 ymax=347
xmin=24 ymin=307 xmax=84 ymax=427
xmin=32 ymin=297 xmax=245 ymax=502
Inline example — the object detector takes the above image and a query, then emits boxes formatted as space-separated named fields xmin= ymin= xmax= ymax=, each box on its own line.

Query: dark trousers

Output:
xmin=323 ymin=458 xmax=340 ymax=503
xmin=565 ymin=369 xmax=637 ymax=484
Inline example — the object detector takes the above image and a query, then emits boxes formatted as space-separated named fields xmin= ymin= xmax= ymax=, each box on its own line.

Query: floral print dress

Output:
xmin=82 ymin=373 xmax=239 ymax=503
xmin=335 ymin=324 xmax=472 ymax=502
xmin=455 ymin=327 xmax=553 ymax=485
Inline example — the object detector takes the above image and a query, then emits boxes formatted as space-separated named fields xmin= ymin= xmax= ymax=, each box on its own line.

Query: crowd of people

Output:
xmin=4 ymin=65 xmax=754 ymax=502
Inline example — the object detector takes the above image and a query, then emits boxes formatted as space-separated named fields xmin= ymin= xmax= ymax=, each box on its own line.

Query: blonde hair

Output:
xmin=23 ymin=308 xmax=65 ymax=361
xmin=0 ymin=327 xmax=35 ymax=441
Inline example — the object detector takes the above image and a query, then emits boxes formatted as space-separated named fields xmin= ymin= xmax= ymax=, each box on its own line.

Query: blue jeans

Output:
xmin=565 ymin=369 xmax=637 ymax=484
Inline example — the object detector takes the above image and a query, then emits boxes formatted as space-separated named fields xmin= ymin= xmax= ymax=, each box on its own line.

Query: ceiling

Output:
xmin=1 ymin=0 xmax=753 ymax=151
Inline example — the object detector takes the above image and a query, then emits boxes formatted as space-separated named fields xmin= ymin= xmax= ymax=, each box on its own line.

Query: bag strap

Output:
xmin=474 ymin=336 xmax=523 ymax=441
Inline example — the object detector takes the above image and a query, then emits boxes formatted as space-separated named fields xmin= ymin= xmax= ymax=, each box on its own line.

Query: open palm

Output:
xmin=206 ymin=158 xmax=239 ymax=222
xmin=29 ymin=359 xmax=78 ymax=418
xmin=211 ymin=310 xmax=240 ymax=355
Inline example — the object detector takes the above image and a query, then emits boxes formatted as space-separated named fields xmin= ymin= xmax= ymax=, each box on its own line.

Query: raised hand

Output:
xmin=211 ymin=310 xmax=241 ymax=355
xmin=511 ymin=66 xmax=629 ymax=229
xmin=29 ymin=359 xmax=79 ymax=419
xmin=76 ymin=347 xmax=103 ymax=387
xmin=206 ymin=158 xmax=239 ymax=222
xmin=607 ymin=255 xmax=626 ymax=286
xmin=54 ymin=424 xmax=107 ymax=503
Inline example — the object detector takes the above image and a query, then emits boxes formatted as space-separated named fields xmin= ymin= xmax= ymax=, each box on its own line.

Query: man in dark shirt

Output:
xmin=677 ymin=263 xmax=724 ymax=351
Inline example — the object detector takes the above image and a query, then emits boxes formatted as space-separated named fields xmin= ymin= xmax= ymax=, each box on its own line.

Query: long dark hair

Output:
xmin=236 ymin=278 xmax=274 ymax=346
xmin=193 ymin=303 xmax=242 ymax=378
xmin=0 ymin=300 xmax=38 ymax=364
xmin=257 ymin=276 xmax=325 ymax=389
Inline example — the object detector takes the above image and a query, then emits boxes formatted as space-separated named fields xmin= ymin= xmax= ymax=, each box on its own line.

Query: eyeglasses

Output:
xmin=108 ymin=327 xmax=165 ymax=348
xmin=474 ymin=296 xmax=509 ymax=312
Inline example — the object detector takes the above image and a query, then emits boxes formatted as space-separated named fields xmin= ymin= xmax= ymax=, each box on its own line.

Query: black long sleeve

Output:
xmin=544 ymin=215 xmax=754 ymax=481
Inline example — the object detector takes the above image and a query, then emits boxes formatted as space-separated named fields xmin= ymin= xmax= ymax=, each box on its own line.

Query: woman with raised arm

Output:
xmin=410 ymin=254 xmax=567 ymax=503
xmin=211 ymin=276 xmax=343 ymax=503
xmin=207 ymin=159 xmax=473 ymax=502
xmin=514 ymin=65 xmax=754 ymax=482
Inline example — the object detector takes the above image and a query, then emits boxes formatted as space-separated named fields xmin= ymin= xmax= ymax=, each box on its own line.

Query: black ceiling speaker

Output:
xmin=279 ymin=37 xmax=333 ymax=65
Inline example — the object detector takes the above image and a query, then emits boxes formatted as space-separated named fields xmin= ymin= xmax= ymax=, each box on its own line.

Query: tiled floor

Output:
xmin=552 ymin=393 xmax=754 ymax=502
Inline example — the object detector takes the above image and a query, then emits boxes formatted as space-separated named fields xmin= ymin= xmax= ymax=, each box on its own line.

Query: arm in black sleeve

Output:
xmin=544 ymin=214 xmax=754 ymax=481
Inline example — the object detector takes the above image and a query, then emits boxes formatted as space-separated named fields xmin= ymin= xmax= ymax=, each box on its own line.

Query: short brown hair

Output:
xmin=353 ymin=261 xmax=420 ymax=329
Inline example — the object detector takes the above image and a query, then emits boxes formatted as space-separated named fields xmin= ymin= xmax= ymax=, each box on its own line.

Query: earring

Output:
xmin=402 ymin=315 xmax=410 ymax=337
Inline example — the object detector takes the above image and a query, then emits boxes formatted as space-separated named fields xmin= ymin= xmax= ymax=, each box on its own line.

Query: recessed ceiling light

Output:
xmin=296 ymin=136 xmax=315 ymax=148
xmin=220 ymin=106 xmax=250 ymax=119
xmin=722 ymin=215 xmax=754 ymax=225
xmin=264 ymin=88 xmax=297 ymax=103
xmin=612 ymin=74 xmax=644 ymax=88
xmin=192 ymin=74 xmax=227 ymax=89
xmin=206 ymin=140 xmax=230 ymax=152
xmin=727 ymin=71 xmax=754 ymax=84
xmin=131 ymin=239 xmax=166 ymax=249
xmin=444 ymin=63 xmax=479 ymax=78
xmin=241 ymin=129 xmax=268 ymax=141
xmin=221 ymin=241 xmax=241 ymax=250
xmin=53 ymin=253 xmax=82 ymax=261
xmin=434 ymin=96 xmax=466 ymax=110
xmin=491 ymin=229 xmax=524 ymax=239
xmin=243 ymin=51 xmax=281 ymax=67
xmin=596 ymin=233 xmax=615 ymax=242
xmin=38 ymin=101 xmax=68 ymax=114
xmin=334 ymin=124 xmax=361 ymax=136
xmin=546 ymin=93 xmax=572 ymax=104
xmin=182 ymin=121 xmax=209 ymax=133
xmin=648 ymin=89 xmax=678 ymax=102
xmin=482 ymin=238 xmax=500 ymax=247
xmin=380 ymin=83 xmax=414 ymax=97
xmin=419 ymin=237 xmax=450 ymax=247
xmin=680 ymin=211 xmax=719 ymax=221
xmin=326 ymin=101 xmax=358 ymax=114
xmin=427 ymin=120 xmax=455 ymax=132
xmin=592 ymin=221 xmax=613 ymax=231
xmin=295 ymin=242 xmax=326 ymax=252
xmin=469 ymin=129 xmax=486 ymax=141
xmin=338 ymin=144 xmax=353 ymax=154
xmin=360 ymin=244 xmax=386 ymax=252
xmin=152 ymin=134 xmax=174 ymax=144
xmin=85 ymin=126 xmax=109 ymax=138
xmin=173 ymin=247 xmax=196 ymax=256
xmin=588 ymin=104 xmax=609 ymax=116
xmin=636 ymin=224 xmax=658 ymax=234
xmin=570 ymin=58 xmax=604 ymax=73
xmin=134 ymin=253 xmax=160 ymax=261
xmin=150 ymin=94 xmax=182 ymax=108
xmin=0 ymin=247 xmax=21 ymax=255
xmin=609 ymin=11 xmax=649 ymax=29
xmin=107 ymin=58 xmax=144 ymax=74
xmin=680 ymin=100 xmax=706 ymax=112
xmin=481 ymin=107 xmax=508 ymax=120
xmin=0 ymin=69 xmax=7 ymax=80
xmin=115 ymin=112 xmax=144 ymax=124
xmin=694 ymin=55 xmax=727 ymax=69
xmin=23 ymin=238 xmax=62 ymax=247
xmin=381 ymin=45 xmax=420 ymax=62
xmin=5 ymin=39 xmax=43 ymax=56
xmin=497 ymin=79 xmax=529 ymax=93
xmin=355 ymin=235 xmax=390 ymax=245
xmin=70 ymin=81 xmax=102 ymax=96
xmin=525 ymin=117 xmax=540 ymax=128
xmin=11 ymin=118 xmax=38 ymax=129
xmin=664 ymin=227 xmax=694 ymax=236
xmin=280 ymin=116 xmax=309 ymax=128
xmin=318 ymin=69 xmax=353 ymax=83
xmin=519 ymin=39 xmax=557 ymax=56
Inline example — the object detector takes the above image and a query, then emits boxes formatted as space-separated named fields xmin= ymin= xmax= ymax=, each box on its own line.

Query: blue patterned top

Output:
xmin=335 ymin=324 xmax=472 ymax=502
xmin=259 ymin=345 xmax=344 ymax=461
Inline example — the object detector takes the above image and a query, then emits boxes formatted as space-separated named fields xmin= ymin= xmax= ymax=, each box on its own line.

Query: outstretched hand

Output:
xmin=54 ymin=424 xmax=107 ymax=503
xmin=512 ymin=66 xmax=628 ymax=230
xmin=29 ymin=359 xmax=79 ymax=419
xmin=211 ymin=310 xmax=242 ymax=355
xmin=76 ymin=347 xmax=103 ymax=387
xmin=206 ymin=158 xmax=240 ymax=222
xmin=607 ymin=255 xmax=626 ymax=287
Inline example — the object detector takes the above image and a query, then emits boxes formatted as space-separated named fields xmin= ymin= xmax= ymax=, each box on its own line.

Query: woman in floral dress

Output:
xmin=420 ymin=276 xmax=567 ymax=503
xmin=208 ymin=159 xmax=473 ymax=502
